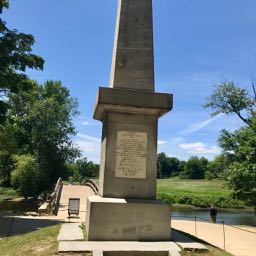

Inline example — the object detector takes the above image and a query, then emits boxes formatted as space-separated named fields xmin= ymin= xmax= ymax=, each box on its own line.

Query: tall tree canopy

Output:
xmin=0 ymin=80 xmax=80 ymax=192
xmin=205 ymin=81 xmax=256 ymax=206
xmin=0 ymin=0 xmax=44 ymax=122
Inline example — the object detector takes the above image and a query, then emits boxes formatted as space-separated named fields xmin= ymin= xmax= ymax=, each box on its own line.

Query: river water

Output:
xmin=172 ymin=207 xmax=256 ymax=226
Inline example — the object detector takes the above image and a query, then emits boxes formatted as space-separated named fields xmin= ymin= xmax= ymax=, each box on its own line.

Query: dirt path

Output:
xmin=56 ymin=185 xmax=95 ymax=222
xmin=172 ymin=219 xmax=256 ymax=256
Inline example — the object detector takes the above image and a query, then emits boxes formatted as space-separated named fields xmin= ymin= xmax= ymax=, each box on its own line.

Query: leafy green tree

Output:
xmin=0 ymin=0 xmax=44 ymax=122
xmin=11 ymin=154 xmax=41 ymax=198
xmin=157 ymin=153 xmax=181 ymax=178
xmin=203 ymin=81 xmax=255 ymax=126
xmin=180 ymin=156 xmax=207 ymax=179
xmin=75 ymin=157 xmax=99 ymax=179
xmin=207 ymin=155 xmax=230 ymax=179
xmin=0 ymin=80 xmax=80 ymax=190
xmin=205 ymin=81 xmax=256 ymax=206
xmin=0 ymin=151 xmax=14 ymax=186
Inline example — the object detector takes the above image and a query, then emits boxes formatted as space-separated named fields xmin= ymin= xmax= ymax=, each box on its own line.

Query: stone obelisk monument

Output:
xmin=86 ymin=0 xmax=173 ymax=241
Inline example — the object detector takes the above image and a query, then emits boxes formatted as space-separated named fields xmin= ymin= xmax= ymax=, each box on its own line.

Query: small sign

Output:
xmin=68 ymin=198 xmax=80 ymax=216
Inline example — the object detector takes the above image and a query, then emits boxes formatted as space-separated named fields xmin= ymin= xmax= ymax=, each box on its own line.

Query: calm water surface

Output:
xmin=172 ymin=207 xmax=256 ymax=226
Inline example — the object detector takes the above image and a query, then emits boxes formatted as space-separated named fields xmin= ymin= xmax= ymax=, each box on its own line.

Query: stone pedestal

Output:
xmin=86 ymin=196 xmax=171 ymax=241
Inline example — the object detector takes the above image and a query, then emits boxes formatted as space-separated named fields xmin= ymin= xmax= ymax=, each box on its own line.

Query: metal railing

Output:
xmin=172 ymin=214 xmax=256 ymax=251
xmin=82 ymin=178 xmax=99 ymax=195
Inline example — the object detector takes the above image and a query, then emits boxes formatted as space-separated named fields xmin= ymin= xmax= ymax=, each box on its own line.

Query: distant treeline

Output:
xmin=157 ymin=153 xmax=228 ymax=180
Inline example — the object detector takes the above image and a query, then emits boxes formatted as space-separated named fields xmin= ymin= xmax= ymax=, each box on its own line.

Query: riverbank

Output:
xmin=157 ymin=179 xmax=248 ymax=209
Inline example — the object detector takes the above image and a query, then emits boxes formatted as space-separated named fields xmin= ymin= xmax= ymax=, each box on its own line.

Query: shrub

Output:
xmin=158 ymin=193 xmax=245 ymax=209
xmin=11 ymin=155 xmax=41 ymax=198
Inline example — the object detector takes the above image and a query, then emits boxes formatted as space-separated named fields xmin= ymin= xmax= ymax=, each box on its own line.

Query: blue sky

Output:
xmin=3 ymin=0 xmax=256 ymax=162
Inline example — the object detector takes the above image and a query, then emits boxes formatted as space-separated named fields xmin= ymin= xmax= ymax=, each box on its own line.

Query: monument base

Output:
xmin=86 ymin=195 xmax=171 ymax=241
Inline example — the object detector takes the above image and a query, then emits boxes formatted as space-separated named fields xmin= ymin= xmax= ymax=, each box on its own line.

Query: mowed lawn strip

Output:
xmin=0 ymin=224 xmax=92 ymax=256
xmin=157 ymin=179 xmax=231 ymax=196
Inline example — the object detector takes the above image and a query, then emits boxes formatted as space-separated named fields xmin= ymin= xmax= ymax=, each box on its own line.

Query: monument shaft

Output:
xmin=110 ymin=0 xmax=154 ymax=91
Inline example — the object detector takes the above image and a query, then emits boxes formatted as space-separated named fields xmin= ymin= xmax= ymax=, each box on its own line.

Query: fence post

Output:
xmin=194 ymin=216 xmax=197 ymax=236
xmin=221 ymin=221 xmax=226 ymax=251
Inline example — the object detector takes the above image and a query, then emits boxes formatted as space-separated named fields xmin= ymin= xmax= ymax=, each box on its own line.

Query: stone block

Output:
xmin=93 ymin=87 xmax=173 ymax=121
xmin=86 ymin=196 xmax=171 ymax=241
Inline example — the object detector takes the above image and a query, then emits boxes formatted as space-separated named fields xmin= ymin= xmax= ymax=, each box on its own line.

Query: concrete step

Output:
xmin=58 ymin=241 xmax=181 ymax=255
xmin=57 ymin=223 xmax=84 ymax=241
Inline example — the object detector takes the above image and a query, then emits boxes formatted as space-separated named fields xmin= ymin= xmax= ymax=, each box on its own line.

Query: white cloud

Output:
xmin=77 ymin=133 xmax=101 ymax=143
xmin=179 ymin=142 xmax=221 ymax=155
xmin=74 ymin=133 xmax=101 ymax=163
xmin=158 ymin=140 xmax=168 ymax=145
xmin=182 ymin=114 xmax=223 ymax=134
xmin=82 ymin=121 xmax=89 ymax=126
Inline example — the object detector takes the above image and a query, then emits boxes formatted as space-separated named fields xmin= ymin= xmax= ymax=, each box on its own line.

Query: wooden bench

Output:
xmin=38 ymin=202 xmax=49 ymax=216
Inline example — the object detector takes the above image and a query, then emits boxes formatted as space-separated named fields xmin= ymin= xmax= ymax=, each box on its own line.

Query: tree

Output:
xmin=180 ymin=156 xmax=207 ymax=179
xmin=207 ymin=154 xmax=230 ymax=179
xmin=0 ymin=0 xmax=44 ymax=122
xmin=0 ymin=151 xmax=14 ymax=186
xmin=0 ymin=80 xmax=80 ymax=190
xmin=11 ymin=154 xmax=41 ymax=198
xmin=157 ymin=153 xmax=181 ymax=178
xmin=203 ymin=81 xmax=255 ymax=126
xmin=205 ymin=81 xmax=256 ymax=206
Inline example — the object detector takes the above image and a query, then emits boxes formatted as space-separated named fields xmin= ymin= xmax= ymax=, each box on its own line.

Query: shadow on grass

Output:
xmin=0 ymin=215 xmax=61 ymax=238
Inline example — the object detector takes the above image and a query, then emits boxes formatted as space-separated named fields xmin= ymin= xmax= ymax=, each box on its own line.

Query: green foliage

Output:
xmin=203 ymin=81 xmax=255 ymax=125
xmin=180 ymin=156 xmax=208 ymax=179
xmin=66 ymin=157 xmax=99 ymax=182
xmin=0 ymin=186 xmax=19 ymax=200
xmin=0 ymin=0 xmax=44 ymax=122
xmin=158 ymin=193 xmax=245 ymax=209
xmin=11 ymin=155 xmax=41 ymax=198
xmin=0 ymin=151 xmax=14 ymax=186
xmin=226 ymin=162 xmax=256 ymax=206
xmin=157 ymin=153 xmax=181 ymax=178
xmin=0 ymin=0 xmax=9 ymax=13
xmin=207 ymin=155 xmax=230 ymax=179
xmin=205 ymin=81 xmax=256 ymax=206
xmin=0 ymin=80 xmax=80 ymax=192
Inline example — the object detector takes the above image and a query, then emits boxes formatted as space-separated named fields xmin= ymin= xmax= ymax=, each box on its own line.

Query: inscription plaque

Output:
xmin=115 ymin=131 xmax=147 ymax=179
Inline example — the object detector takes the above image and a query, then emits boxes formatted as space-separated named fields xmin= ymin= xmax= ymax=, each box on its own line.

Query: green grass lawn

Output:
xmin=157 ymin=178 xmax=231 ymax=197
xmin=156 ymin=179 xmax=246 ymax=208
xmin=0 ymin=224 xmax=92 ymax=256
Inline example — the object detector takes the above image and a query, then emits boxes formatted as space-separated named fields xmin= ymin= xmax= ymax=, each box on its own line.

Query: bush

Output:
xmin=11 ymin=155 xmax=41 ymax=198
xmin=158 ymin=193 xmax=245 ymax=209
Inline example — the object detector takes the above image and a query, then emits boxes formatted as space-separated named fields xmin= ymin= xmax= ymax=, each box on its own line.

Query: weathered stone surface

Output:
xmin=93 ymin=87 xmax=173 ymax=121
xmin=57 ymin=223 xmax=83 ymax=241
xmin=110 ymin=0 xmax=154 ymax=91
xmin=98 ymin=112 xmax=157 ymax=199
xmin=86 ymin=196 xmax=171 ymax=241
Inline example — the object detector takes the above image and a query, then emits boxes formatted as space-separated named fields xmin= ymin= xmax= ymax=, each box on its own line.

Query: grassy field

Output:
xmin=157 ymin=179 xmax=231 ymax=196
xmin=0 ymin=224 xmax=92 ymax=256
xmin=156 ymin=179 xmax=246 ymax=209
xmin=0 ymin=224 xmax=231 ymax=256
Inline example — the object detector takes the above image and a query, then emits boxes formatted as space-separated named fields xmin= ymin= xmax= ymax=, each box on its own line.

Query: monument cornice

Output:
xmin=93 ymin=87 xmax=173 ymax=121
